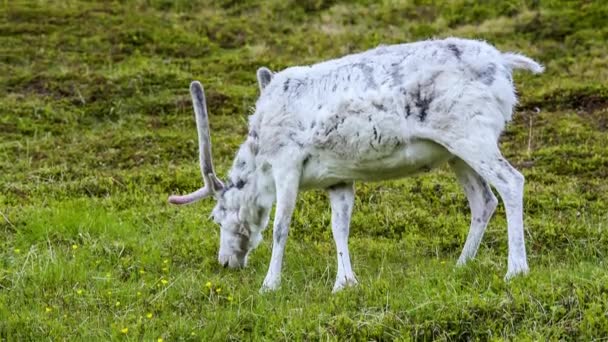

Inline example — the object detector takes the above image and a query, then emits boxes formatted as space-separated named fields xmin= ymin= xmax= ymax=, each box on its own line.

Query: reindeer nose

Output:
xmin=219 ymin=254 xmax=246 ymax=269
xmin=218 ymin=254 xmax=230 ymax=268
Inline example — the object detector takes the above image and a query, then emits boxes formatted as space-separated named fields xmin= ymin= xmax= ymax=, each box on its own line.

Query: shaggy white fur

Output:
xmin=169 ymin=37 xmax=543 ymax=292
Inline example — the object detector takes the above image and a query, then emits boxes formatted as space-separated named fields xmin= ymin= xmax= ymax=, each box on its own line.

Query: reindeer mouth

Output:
xmin=219 ymin=254 xmax=246 ymax=269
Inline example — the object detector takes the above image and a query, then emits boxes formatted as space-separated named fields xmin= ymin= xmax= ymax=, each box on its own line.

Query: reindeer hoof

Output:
xmin=504 ymin=261 xmax=529 ymax=281
xmin=260 ymin=278 xmax=280 ymax=293
xmin=332 ymin=277 xmax=358 ymax=293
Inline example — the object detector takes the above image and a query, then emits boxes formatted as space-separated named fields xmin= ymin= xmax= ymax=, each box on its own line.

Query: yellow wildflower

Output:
xmin=139 ymin=269 xmax=145 ymax=275
xmin=76 ymin=289 xmax=83 ymax=295
xmin=205 ymin=281 xmax=212 ymax=288
xmin=120 ymin=327 xmax=128 ymax=334
xmin=115 ymin=301 xmax=120 ymax=307
xmin=157 ymin=338 xmax=164 ymax=342
xmin=163 ymin=259 xmax=169 ymax=264
xmin=161 ymin=279 xmax=168 ymax=285
xmin=45 ymin=307 xmax=52 ymax=313
xmin=146 ymin=313 xmax=153 ymax=319
xmin=215 ymin=288 xmax=222 ymax=294
xmin=72 ymin=244 xmax=78 ymax=250
xmin=227 ymin=295 xmax=234 ymax=302
xmin=14 ymin=248 xmax=20 ymax=254
xmin=137 ymin=291 xmax=142 ymax=296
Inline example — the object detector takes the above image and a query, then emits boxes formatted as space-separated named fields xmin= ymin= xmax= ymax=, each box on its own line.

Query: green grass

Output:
xmin=2 ymin=0 xmax=608 ymax=340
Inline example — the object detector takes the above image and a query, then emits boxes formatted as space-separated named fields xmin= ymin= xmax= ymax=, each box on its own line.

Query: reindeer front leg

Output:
xmin=260 ymin=164 xmax=301 ymax=292
xmin=328 ymin=183 xmax=358 ymax=292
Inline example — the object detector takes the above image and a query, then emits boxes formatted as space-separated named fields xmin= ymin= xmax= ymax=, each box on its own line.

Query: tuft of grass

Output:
xmin=2 ymin=0 xmax=608 ymax=339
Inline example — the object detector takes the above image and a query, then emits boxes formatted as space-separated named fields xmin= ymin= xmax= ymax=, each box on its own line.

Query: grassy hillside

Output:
xmin=1 ymin=0 xmax=608 ymax=340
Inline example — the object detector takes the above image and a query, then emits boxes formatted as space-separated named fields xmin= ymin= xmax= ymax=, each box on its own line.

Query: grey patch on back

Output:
xmin=322 ymin=62 xmax=379 ymax=92
xmin=401 ymin=71 xmax=442 ymax=122
xmin=283 ymin=78 xmax=306 ymax=96
xmin=352 ymin=62 xmax=378 ymax=90
xmin=390 ymin=61 xmax=405 ymax=87
xmin=447 ymin=43 xmax=462 ymax=60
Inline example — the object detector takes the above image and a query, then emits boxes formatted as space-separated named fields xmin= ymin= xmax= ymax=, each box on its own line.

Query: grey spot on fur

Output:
xmin=352 ymin=62 xmax=378 ymax=90
xmin=373 ymin=102 xmax=387 ymax=111
xmin=496 ymin=172 xmax=507 ymax=183
xmin=288 ymin=132 xmax=304 ymax=148
xmin=477 ymin=63 xmax=496 ymax=85
xmin=225 ymin=179 xmax=246 ymax=190
xmin=482 ymin=185 xmax=494 ymax=205
xmin=249 ymin=141 xmax=259 ymax=155
xmin=447 ymin=43 xmax=462 ymax=59
xmin=284 ymin=78 xmax=306 ymax=96
xmin=255 ymin=208 xmax=266 ymax=225
xmin=302 ymin=154 xmax=311 ymax=167
xmin=503 ymin=69 xmax=513 ymax=83
xmin=261 ymin=162 xmax=271 ymax=173
xmin=274 ymin=224 xmax=286 ymax=245
xmin=405 ymin=103 xmax=412 ymax=117
xmin=390 ymin=63 xmax=404 ymax=87
xmin=413 ymin=85 xmax=432 ymax=122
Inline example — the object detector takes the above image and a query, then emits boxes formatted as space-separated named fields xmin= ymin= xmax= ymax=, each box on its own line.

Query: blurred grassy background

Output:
xmin=1 ymin=0 xmax=608 ymax=340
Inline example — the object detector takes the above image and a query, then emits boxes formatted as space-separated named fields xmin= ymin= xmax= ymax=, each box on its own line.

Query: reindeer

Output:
xmin=168 ymin=37 xmax=543 ymax=292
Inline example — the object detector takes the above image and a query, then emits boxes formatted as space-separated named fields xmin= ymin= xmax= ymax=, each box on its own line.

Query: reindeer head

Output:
xmin=168 ymin=76 xmax=272 ymax=269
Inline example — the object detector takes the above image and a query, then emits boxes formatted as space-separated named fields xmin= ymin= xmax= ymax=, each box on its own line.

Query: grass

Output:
xmin=1 ymin=0 xmax=608 ymax=340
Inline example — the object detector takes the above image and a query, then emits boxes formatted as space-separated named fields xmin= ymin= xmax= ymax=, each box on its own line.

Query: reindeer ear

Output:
xmin=256 ymin=67 xmax=273 ymax=92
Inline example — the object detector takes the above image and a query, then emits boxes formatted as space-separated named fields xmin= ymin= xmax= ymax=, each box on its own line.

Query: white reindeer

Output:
xmin=168 ymin=37 xmax=543 ymax=292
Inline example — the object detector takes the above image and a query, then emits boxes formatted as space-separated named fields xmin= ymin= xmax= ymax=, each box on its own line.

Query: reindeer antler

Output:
xmin=168 ymin=81 xmax=224 ymax=205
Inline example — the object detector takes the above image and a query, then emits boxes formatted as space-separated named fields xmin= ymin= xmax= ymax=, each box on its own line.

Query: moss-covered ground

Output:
xmin=2 ymin=0 xmax=608 ymax=340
